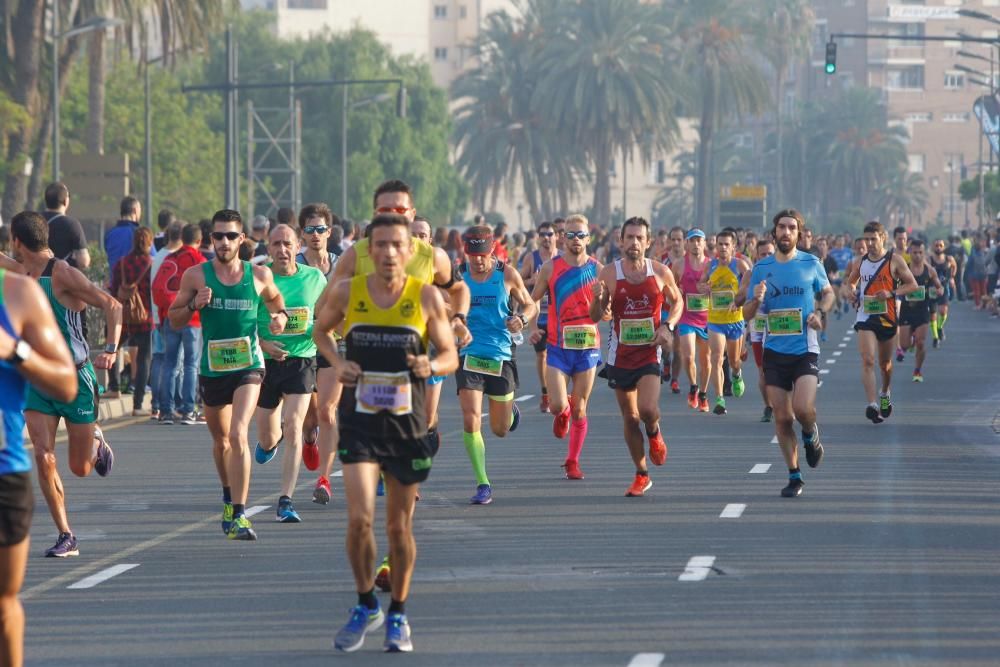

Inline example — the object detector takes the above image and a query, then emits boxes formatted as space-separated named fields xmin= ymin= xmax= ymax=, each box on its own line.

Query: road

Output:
xmin=21 ymin=304 xmax=1000 ymax=666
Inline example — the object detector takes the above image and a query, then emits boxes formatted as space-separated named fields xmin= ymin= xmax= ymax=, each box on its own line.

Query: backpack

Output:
xmin=117 ymin=259 xmax=150 ymax=326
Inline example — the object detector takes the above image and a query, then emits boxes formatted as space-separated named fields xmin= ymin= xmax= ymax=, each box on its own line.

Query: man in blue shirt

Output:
xmin=739 ymin=209 xmax=835 ymax=498
xmin=103 ymin=196 xmax=142 ymax=276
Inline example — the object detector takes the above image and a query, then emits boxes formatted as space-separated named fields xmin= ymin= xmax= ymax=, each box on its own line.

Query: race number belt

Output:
xmin=685 ymin=294 xmax=709 ymax=312
xmin=463 ymin=355 xmax=503 ymax=377
xmin=906 ymin=287 xmax=926 ymax=302
xmin=619 ymin=317 xmax=655 ymax=345
xmin=710 ymin=290 xmax=735 ymax=310
xmin=561 ymin=324 xmax=598 ymax=350
xmin=278 ymin=306 xmax=311 ymax=336
xmin=207 ymin=336 xmax=254 ymax=373
xmin=766 ymin=308 xmax=803 ymax=336
xmin=863 ymin=296 xmax=888 ymax=315
xmin=356 ymin=371 xmax=413 ymax=416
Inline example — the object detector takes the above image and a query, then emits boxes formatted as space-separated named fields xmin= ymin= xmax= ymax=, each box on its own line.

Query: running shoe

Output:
xmin=912 ymin=371 xmax=923 ymax=383
xmin=648 ymin=431 xmax=667 ymax=466
xmin=222 ymin=502 xmax=234 ymax=534
xmin=865 ymin=404 xmax=884 ymax=424
xmin=334 ymin=604 xmax=385 ymax=653
xmin=879 ymin=394 xmax=893 ymax=419
xmin=227 ymin=515 xmax=257 ymax=541
xmin=562 ymin=459 xmax=585 ymax=480
xmin=803 ymin=425 xmax=823 ymax=468
xmin=670 ymin=379 xmax=680 ymax=394
xmin=254 ymin=442 xmax=277 ymax=465
xmin=312 ymin=475 xmax=332 ymax=505
xmin=732 ymin=373 xmax=745 ymax=398
xmin=509 ymin=403 xmax=520 ymax=433
xmin=149 ymin=410 xmax=160 ymax=420
xmin=44 ymin=532 xmax=79 ymax=558
xmin=539 ymin=393 xmax=550 ymax=413
xmin=302 ymin=441 xmax=320 ymax=471
xmin=712 ymin=397 xmax=727 ymax=415
xmin=383 ymin=612 xmax=413 ymax=653
xmin=698 ymin=395 xmax=709 ymax=413
xmin=158 ymin=413 xmax=174 ymax=425
xmin=470 ymin=484 xmax=493 ymax=505
xmin=932 ymin=338 xmax=939 ymax=349
xmin=761 ymin=406 xmax=773 ymax=423
xmin=276 ymin=499 xmax=301 ymax=523
xmin=376 ymin=476 xmax=385 ymax=497
xmin=553 ymin=406 xmax=571 ymax=439
xmin=93 ymin=428 xmax=114 ymax=477
xmin=687 ymin=387 xmax=698 ymax=409
xmin=375 ymin=556 xmax=392 ymax=592
xmin=179 ymin=412 xmax=199 ymax=425
xmin=896 ymin=347 xmax=905 ymax=363
xmin=625 ymin=474 xmax=652 ymax=497
xmin=780 ymin=478 xmax=804 ymax=498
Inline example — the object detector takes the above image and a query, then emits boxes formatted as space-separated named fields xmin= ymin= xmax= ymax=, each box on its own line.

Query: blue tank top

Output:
xmin=461 ymin=260 xmax=512 ymax=361
xmin=0 ymin=270 xmax=30 ymax=475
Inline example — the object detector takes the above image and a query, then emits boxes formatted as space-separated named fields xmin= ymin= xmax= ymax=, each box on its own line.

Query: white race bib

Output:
xmin=356 ymin=371 xmax=413 ymax=416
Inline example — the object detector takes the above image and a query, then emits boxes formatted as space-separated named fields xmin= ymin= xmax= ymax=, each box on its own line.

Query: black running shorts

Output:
xmin=199 ymin=370 xmax=265 ymax=407
xmin=338 ymin=428 xmax=440 ymax=486
xmin=532 ymin=326 xmax=548 ymax=353
xmin=605 ymin=363 xmax=660 ymax=391
xmin=0 ymin=472 xmax=33 ymax=547
xmin=898 ymin=309 xmax=930 ymax=330
xmin=854 ymin=318 xmax=897 ymax=343
xmin=258 ymin=357 xmax=317 ymax=409
xmin=455 ymin=357 xmax=518 ymax=399
xmin=763 ymin=350 xmax=819 ymax=392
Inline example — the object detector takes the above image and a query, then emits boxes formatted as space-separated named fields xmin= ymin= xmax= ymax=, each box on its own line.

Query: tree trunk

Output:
xmin=593 ymin=141 xmax=611 ymax=227
xmin=86 ymin=29 xmax=107 ymax=155
xmin=694 ymin=75 xmax=717 ymax=231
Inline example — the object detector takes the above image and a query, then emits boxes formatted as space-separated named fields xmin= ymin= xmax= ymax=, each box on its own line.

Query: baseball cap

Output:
xmin=686 ymin=228 xmax=706 ymax=240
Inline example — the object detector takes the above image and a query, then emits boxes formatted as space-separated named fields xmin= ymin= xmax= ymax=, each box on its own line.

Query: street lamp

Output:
xmin=51 ymin=12 xmax=125 ymax=181
xmin=957 ymin=8 xmax=1000 ymax=26
xmin=341 ymin=85 xmax=406 ymax=218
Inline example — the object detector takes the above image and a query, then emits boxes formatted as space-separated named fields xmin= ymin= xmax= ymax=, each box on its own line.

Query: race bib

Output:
xmin=752 ymin=315 xmax=767 ymax=335
xmin=562 ymin=324 xmax=598 ymax=350
xmin=685 ymin=294 xmax=709 ymax=312
xmin=619 ymin=317 xmax=655 ymax=346
xmin=207 ymin=336 xmax=254 ymax=373
xmin=356 ymin=371 xmax=413 ymax=416
xmin=906 ymin=287 xmax=926 ymax=302
xmin=928 ymin=287 xmax=939 ymax=300
xmin=767 ymin=308 xmax=803 ymax=336
xmin=711 ymin=290 xmax=735 ymax=311
xmin=278 ymin=306 xmax=311 ymax=336
xmin=463 ymin=355 xmax=503 ymax=377
xmin=863 ymin=296 xmax=888 ymax=315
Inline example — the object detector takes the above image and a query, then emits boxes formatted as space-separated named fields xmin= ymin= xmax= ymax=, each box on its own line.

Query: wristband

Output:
xmin=451 ymin=313 xmax=467 ymax=325
xmin=187 ymin=300 xmax=198 ymax=312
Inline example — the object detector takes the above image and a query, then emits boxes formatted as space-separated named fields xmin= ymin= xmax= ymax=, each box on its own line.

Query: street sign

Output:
xmin=720 ymin=184 xmax=767 ymax=228
xmin=720 ymin=185 xmax=767 ymax=200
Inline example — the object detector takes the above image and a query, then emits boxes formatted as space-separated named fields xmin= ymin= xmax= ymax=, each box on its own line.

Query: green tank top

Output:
xmin=257 ymin=263 xmax=327 ymax=360
xmin=39 ymin=259 xmax=89 ymax=365
xmin=200 ymin=261 xmax=264 ymax=377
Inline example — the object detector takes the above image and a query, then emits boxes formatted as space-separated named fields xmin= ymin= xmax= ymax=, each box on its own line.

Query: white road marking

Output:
xmin=67 ymin=564 xmax=140 ymax=590
xmin=819 ymin=369 xmax=830 ymax=375
xmin=720 ymin=503 xmax=746 ymax=518
xmin=770 ymin=435 xmax=778 ymax=444
xmin=678 ymin=555 xmax=716 ymax=581
xmin=838 ymin=343 xmax=847 ymax=348
xmin=833 ymin=351 xmax=843 ymax=356
xmin=332 ymin=470 xmax=343 ymax=478
xmin=245 ymin=505 xmax=269 ymax=517
xmin=627 ymin=654 xmax=665 ymax=667
xmin=749 ymin=463 xmax=771 ymax=474
xmin=514 ymin=394 xmax=535 ymax=403
xmin=825 ymin=359 xmax=836 ymax=364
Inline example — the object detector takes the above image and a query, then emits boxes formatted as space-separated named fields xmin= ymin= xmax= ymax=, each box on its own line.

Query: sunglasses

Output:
xmin=211 ymin=231 xmax=242 ymax=241
xmin=564 ymin=231 xmax=589 ymax=240
xmin=537 ymin=231 xmax=554 ymax=237
xmin=303 ymin=225 xmax=329 ymax=234
xmin=375 ymin=206 xmax=411 ymax=215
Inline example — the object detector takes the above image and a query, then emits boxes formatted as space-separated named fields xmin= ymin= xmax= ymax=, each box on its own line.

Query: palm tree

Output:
xmin=875 ymin=170 xmax=929 ymax=228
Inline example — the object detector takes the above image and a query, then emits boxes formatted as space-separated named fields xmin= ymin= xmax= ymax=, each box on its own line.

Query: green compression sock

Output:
xmin=463 ymin=431 xmax=490 ymax=486
xmin=930 ymin=319 xmax=939 ymax=339
xmin=939 ymin=312 xmax=948 ymax=332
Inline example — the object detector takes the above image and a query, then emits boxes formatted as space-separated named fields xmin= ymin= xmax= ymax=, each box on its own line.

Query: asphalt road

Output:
xmin=20 ymin=303 xmax=1000 ymax=666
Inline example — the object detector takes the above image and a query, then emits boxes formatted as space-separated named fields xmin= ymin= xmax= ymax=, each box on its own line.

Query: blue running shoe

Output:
xmin=222 ymin=502 xmax=234 ymax=534
xmin=227 ymin=515 xmax=257 ymax=541
xmin=93 ymin=428 xmax=114 ymax=477
xmin=44 ymin=532 xmax=79 ymax=558
xmin=383 ymin=613 xmax=413 ymax=653
xmin=376 ymin=476 xmax=385 ymax=497
xmin=276 ymin=499 xmax=301 ymax=523
xmin=508 ymin=403 xmax=520 ymax=433
xmin=470 ymin=484 xmax=492 ymax=505
xmin=254 ymin=442 xmax=277 ymax=465
xmin=334 ymin=604 xmax=384 ymax=652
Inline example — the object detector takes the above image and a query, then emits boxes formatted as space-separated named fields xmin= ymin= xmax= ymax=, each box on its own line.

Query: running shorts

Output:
xmin=26 ymin=362 xmax=98 ymax=425
xmin=0 ymin=472 xmax=32 ymax=547
xmin=605 ymin=363 xmax=660 ymax=391
xmin=899 ymin=309 xmax=931 ymax=330
xmin=763 ymin=350 xmax=819 ymax=391
xmin=199 ymin=369 xmax=265 ymax=407
xmin=532 ymin=326 xmax=548 ymax=353
xmin=338 ymin=428 xmax=440 ymax=486
xmin=427 ymin=375 xmax=446 ymax=386
xmin=707 ymin=322 xmax=745 ymax=340
xmin=455 ymin=357 xmax=518 ymax=400
xmin=258 ymin=357 xmax=317 ymax=409
xmin=854 ymin=318 xmax=897 ymax=342
xmin=678 ymin=323 xmax=708 ymax=340
xmin=546 ymin=344 xmax=601 ymax=376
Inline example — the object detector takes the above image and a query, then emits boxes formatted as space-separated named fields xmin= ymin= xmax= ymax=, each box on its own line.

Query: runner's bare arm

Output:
xmin=56 ymin=261 xmax=122 ymax=369
xmin=529 ymin=259 xmax=552 ymax=312
xmin=658 ymin=264 xmax=683 ymax=329
xmin=313 ymin=278 xmax=358 ymax=384
xmin=168 ymin=265 xmax=206 ymax=329
xmin=742 ymin=275 xmax=765 ymax=321
xmin=842 ymin=258 xmax=862 ymax=303
xmin=695 ymin=262 xmax=711 ymax=295
xmin=587 ymin=264 xmax=614 ymax=323
xmin=433 ymin=247 xmax=472 ymax=346
xmin=0 ymin=253 xmax=25 ymax=274
xmin=505 ymin=264 xmax=536 ymax=323
xmin=410 ymin=284 xmax=458 ymax=378
xmin=734 ymin=266 xmax=753 ymax=309
xmin=520 ymin=252 xmax=536 ymax=286
xmin=331 ymin=244 xmax=357 ymax=283
xmin=891 ymin=256 xmax=918 ymax=297
xmin=254 ymin=265 xmax=289 ymax=335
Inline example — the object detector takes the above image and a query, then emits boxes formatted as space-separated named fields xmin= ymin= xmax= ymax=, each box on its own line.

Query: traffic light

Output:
xmin=825 ymin=40 xmax=837 ymax=75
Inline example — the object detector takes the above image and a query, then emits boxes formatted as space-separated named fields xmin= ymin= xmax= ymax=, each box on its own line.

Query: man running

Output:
xmin=929 ymin=239 xmax=957 ymax=348
xmin=740 ymin=209 xmax=834 ymax=498
xmin=589 ymin=217 xmax=681 ymax=497
xmin=12 ymin=212 xmax=119 ymax=558
xmin=315 ymin=213 xmax=458 ymax=653
xmin=529 ymin=214 xmax=601 ymax=480
xmin=897 ymin=240 xmax=942 ymax=383
xmin=697 ymin=229 xmax=750 ymax=415
xmin=658 ymin=226 xmax=686 ymax=392
xmin=842 ymin=221 xmax=918 ymax=424
xmin=169 ymin=209 xmax=289 ymax=540
xmin=457 ymin=226 xmax=535 ymax=504
xmin=739 ymin=237 xmax=776 ymax=422
xmin=0 ymin=253 xmax=79 ymax=666
xmin=672 ymin=229 xmax=711 ymax=412
xmin=253 ymin=224 xmax=327 ymax=522
xmin=520 ymin=221 xmax=557 ymax=412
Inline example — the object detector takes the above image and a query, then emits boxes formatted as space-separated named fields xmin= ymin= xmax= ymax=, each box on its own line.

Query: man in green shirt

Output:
xmin=253 ymin=224 xmax=326 ymax=523
xmin=169 ymin=209 xmax=288 ymax=541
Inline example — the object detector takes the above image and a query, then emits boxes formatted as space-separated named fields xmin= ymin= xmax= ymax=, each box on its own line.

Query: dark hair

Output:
xmin=669 ymin=225 xmax=685 ymax=238
xmin=44 ymin=182 xmax=69 ymax=209
xmin=157 ymin=209 xmax=175 ymax=230
xmin=238 ymin=238 xmax=255 ymax=261
xmin=212 ymin=209 xmax=243 ymax=227
xmin=120 ymin=196 xmax=141 ymax=218
xmin=863 ymin=221 xmax=886 ymax=238
xmin=132 ymin=227 xmax=153 ymax=255
xmin=298 ymin=202 xmax=337 ymax=228
xmin=772 ymin=208 xmax=806 ymax=237
xmin=182 ymin=222 xmax=202 ymax=246
xmin=909 ymin=238 xmax=925 ymax=249
xmin=717 ymin=229 xmax=736 ymax=242
xmin=414 ymin=215 xmax=430 ymax=224
xmin=341 ymin=219 xmax=354 ymax=237
xmin=166 ymin=220 xmax=184 ymax=243
xmin=537 ymin=221 xmax=554 ymax=232
xmin=198 ymin=218 xmax=213 ymax=244
xmin=756 ymin=238 xmax=774 ymax=249
xmin=11 ymin=211 xmax=49 ymax=251
xmin=276 ymin=208 xmax=295 ymax=226
xmin=620 ymin=216 xmax=650 ymax=240
xmin=367 ymin=213 xmax=410 ymax=235
xmin=893 ymin=225 xmax=907 ymax=237
xmin=372 ymin=179 xmax=413 ymax=210
xmin=552 ymin=217 xmax=565 ymax=225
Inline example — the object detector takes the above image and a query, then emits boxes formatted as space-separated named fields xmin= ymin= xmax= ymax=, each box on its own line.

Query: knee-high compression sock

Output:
xmin=930 ymin=319 xmax=939 ymax=339
xmin=939 ymin=312 xmax=948 ymax=333
xmin=567 ymin=417 xmax=588 ymax=463
xmin=463 ymin=431 xmax=490 ymax=486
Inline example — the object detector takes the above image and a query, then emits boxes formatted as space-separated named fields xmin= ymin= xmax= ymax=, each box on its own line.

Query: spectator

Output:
xmin=445 ymin=228 xmax=464 ymax=266
xmin=104 ymin=196 xmax=143 ymax=276
xmin=328 ymin=224 xmax=345 ymax=256
xmin=340 ymin=218 xmax=356 ymax=249
xmin=149 ymin=221 xmax=184 ymax=420
xmin=198 ymin=218 xmax=215 ymax=260
xmin=947 ymin=235 xmax=967 ymax=300
xmin=41 ymin=181 xmax=89 ymax=268
xmin=492 ymin=221 xmax=509 ymax=262
xmin=109 ymin=227 xmax=154 ymax=415
xmin=153 ymin=209 xmax=175 ymax=251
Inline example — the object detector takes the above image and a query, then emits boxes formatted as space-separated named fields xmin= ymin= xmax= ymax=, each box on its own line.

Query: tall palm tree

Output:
xmin=875 ymin=170 xmax=929 ymax=227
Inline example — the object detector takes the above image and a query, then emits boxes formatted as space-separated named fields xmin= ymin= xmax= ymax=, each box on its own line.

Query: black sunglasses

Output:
xmin=211 ymin=231 xmax=242 ymax=241
xmin=303 ymin=225 xmax=329 ymax=234
xmin=565 ymin=231 xmax=589 ymax=240
xmin=537 ymin=231 xmax=555 ymax=237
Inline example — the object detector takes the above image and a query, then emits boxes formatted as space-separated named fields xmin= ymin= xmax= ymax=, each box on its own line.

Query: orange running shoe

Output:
xmin=625 ymin=474 xmax=652 ymax=497
xmin=687 ymin=388 xmax=698 ymax=409
xmin=562 ymin=459 xmax=585 ymax=480
xmin=540 ymin=393 xmax=550 ymax=413
xmin=670 ymin=380 xmax=680 ymax=394
xmin=648 ymin=431 xmax=668 ymax=466
xmin=553 ymin=407 xmax=570 ymax=439
xmin=698 ymin=395 xmax=710 ymax=413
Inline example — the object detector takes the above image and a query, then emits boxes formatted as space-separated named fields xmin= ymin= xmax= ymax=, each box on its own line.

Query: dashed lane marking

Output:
xmin=720 ymin=503 xmax=746 ymax=518
xmin=833 ymin=351 xmax=843 ymax=356
xmin=678 ymin=556 xmax=716 ymax=581
xmin=514 ymin=394 xmax=536 ymax=402
xmin=749 ymin=464 xmax=771 ymax=474
xmin=819 ymin=369 xmax=830 ymax=375
xmin=825 ymin=359 xmax=837 ymax=364
xmin=67 ymin=563 xmax=139 ymax=590
xmin=627 ymin=654 xmax=665 ymax=667
xmin=245 ymin=505 xmax=269 ymax=517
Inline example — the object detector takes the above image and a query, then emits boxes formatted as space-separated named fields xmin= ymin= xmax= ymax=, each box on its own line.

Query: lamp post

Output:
xmin=50 ymin=11 xmax=124 ymax=181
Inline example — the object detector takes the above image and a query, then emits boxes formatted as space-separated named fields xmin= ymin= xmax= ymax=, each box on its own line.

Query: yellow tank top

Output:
xmin=707 ymin=258 xmax=743 ymax=325
xmin=343 ymin=275 xmax=428 ymax=347
xmin=354 ymin=237 xmax=436 ymax=284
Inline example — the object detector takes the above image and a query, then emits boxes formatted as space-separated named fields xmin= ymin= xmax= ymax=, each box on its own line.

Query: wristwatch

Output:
xmin=516 ymin=313 xmax=528 ymax=327
xmin=451 ymin=313 xmax=467 ymax=325
xmin=666 ymin=322 xmax=676 ymax=334
xmin=104 ymin=343 xmax=118 ymax=355
xmin=7 ymin=338 xmax=32 ymax=365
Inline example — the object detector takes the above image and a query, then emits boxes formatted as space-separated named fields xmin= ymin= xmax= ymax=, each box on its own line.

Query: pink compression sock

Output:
xmin=567 ymin=417 xmax=588 ymax=462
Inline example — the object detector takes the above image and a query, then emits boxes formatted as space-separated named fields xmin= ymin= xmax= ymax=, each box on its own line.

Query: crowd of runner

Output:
xmin=0 ymin=176 xmax=991 ymax=662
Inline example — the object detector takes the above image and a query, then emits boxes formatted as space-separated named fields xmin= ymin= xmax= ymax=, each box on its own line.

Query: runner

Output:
xmin=842 ymin=221 xmax=918 ymax=424
xmin=929 ymin=239 xmax=957 ymax=348
xmin=169 ymin=209 xmax=290 ymax=541
xmin=252 ymin=224 xmax=327 ymax=522
xmin=314 ymin=213 xmax=458 ymax=653
xmin=0 ymin=251 xmax=79 ymax=666
xmin=589 ymin=217 xmax=681 ymax=497
xmin=12 ymin=212 xmax=119 ymax=558
xmin=659 ymin=226 xmax=686 ymax=392
xmin=457 ymin=226 xmax=535 ymax=504
xmin=529 ymin=214 xmax=602 ymax=480
xmin=697 ymin=229 xmax=750 ymax=415
xmin=740 ymin=209 xmax=835 ymax=498
xmin=671 ymin=229 xmax=711 ymax=412
xmin=739 ymin=237 xmax=776 ymax=422
xmin=520 ymin=221 xmax=557 ymax=412
xmin=897 ymin=240 xmax=942 ymax=383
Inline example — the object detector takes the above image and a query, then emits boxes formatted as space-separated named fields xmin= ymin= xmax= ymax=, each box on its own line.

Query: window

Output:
xmin=887 ymin=66 xmax=924 ymax=90
xmin=944 ymin=154 xmax=963 ymax=173
xmin=907 ymin=154 xmax=925 ymax=173
xmin=944 ymin=71 xmax=965 ymax=90
xmin=652 ymin=160 xmax=667 ymax=185
xmin=943 ymin=112 xmax=970 ymax=123
xmin=459 ymin=5 xmax=467 ymax=19
xmin=434 ymin=5 xmax=447 ymax=18
xmin=434 ymin=47 xmax=448 ymax=61
xmin=287 ymin=0 xmax=327 ymax=8
xmin=906 ymin=112 xmax=932 ymax=123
